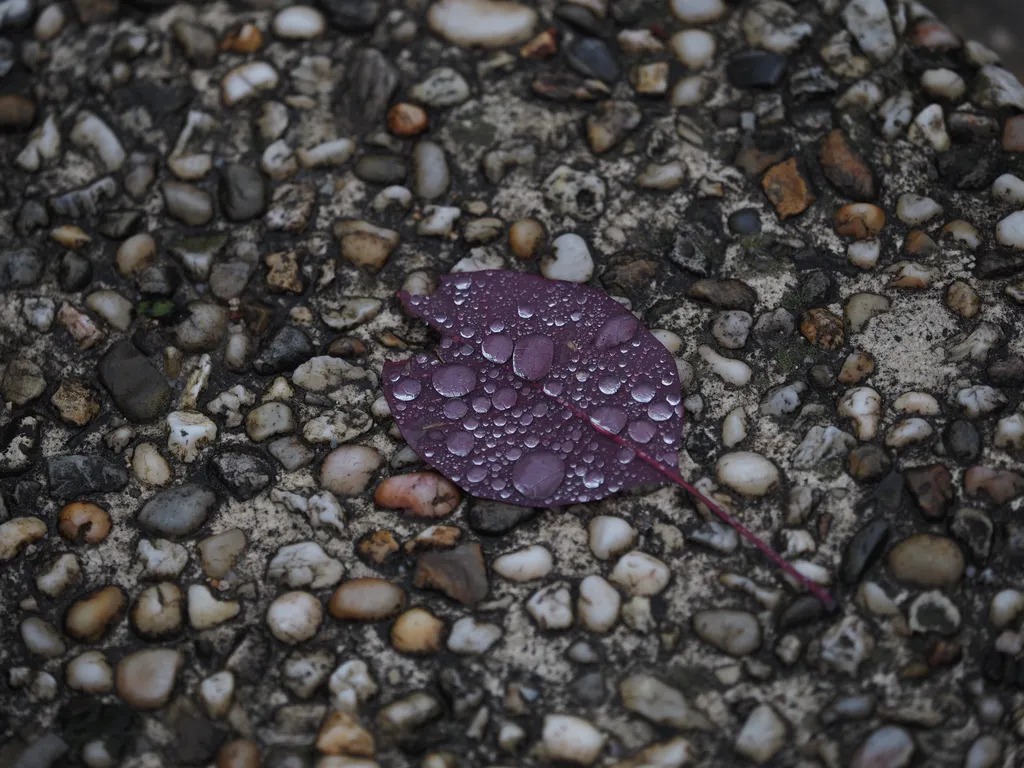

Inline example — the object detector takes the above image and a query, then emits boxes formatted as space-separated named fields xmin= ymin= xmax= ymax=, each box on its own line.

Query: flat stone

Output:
xmin=253 ymin=326 xmax=313 ymax=375
xmin=413 ymin=543 xmax=488 ymax=606
xmin=138 ymin=484 xmax=217 ymax=538
xmin=727 ymin=50 xmax=787 ymax=88
xmin=819 ymin=129 xmax=875 ymax=200
xmin=427 ymin=0 xmax=537 ymax=48
xmin=762 ymin=158 xmax=814 ymax=219
xmin=46 ymin=455 xmax=128 ymax=500
xmin=840 ymin=519 xmax=889 ymax=584
xmin=692 ymin=609 xmax=761 ymax=655
xmin=904 ymin=464 xmax=954 ymax=521
xmin=887 ymin=534 xmax=965 ymax=589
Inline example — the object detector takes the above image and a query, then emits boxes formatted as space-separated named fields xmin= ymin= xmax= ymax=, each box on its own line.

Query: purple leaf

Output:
xmin=383 ymin=270 xmax=834 ymax=610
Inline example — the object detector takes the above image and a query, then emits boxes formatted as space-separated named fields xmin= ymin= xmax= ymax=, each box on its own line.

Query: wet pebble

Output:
xmin=887 ymin=534 xmax=964 ymax=588
xmin=692 ymin=609 xmax=761 ymax=656
xmin=116 ymin=649 xmax=183 ymax=709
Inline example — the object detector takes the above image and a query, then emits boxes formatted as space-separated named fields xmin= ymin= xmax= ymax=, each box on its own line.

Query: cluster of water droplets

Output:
xmin=384 ymin=273 xmax=682 ymax=505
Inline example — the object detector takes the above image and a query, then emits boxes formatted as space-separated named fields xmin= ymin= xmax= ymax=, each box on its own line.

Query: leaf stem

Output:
xmin=551 ymin=392 xmax=837 ymax=612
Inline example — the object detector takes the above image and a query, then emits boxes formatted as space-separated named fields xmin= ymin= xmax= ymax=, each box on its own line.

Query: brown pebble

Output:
xmin=217 ymin=739 xmax=261 ymax=768
xmin=358 ymin=530 xmax=400 ymax=564
xmin=818 ymin=129 xmax=875 ymax=201
xmin=0 ymin=94 xmax=37 ymax=132
xmin=221 ymin=22 xmax=263 ymax=52
xmin=1005 ymin=116 xmax=1024 ymax=152
xmin=375 ymin=472 xmax=461 ymax=518
xmin=887 ymin=534 xmax=964 ymax=588
xmin=835 ymin=203 xmax=886 ymax=239
xmin=387 ymin=103 xmax=428 ymax=137
xmin=265 ymin=251 xmax=304 ymax=294
xmin=316 ymin=710 xmax=375 ymax=756
xmin=847 ymin=444 xmax=891 ymax=482
xmin=509 ymin=218 xmax=545 ymax=259
xmin=66 ymin=585 xmax=127 ymax=642
xmin=116 ymin=648 xmax=183 ymax=710
xmin=964 ymin=465 xmax=1024 ymax=504
xmin=413 ymin=542 xmax=489 ymax=607
xmin=329 ymin=578 xmax=407 ymax=621
xmin=521 ymin=27 xmax=558 ymax=59
xmin=907 ymin=19 xmax=960 ymax=51
xmin=761 ymin=158 xmax=814 ymax=220
xmin=391 ymin=608 xmax=444 ymax=654
xmin=905 ymin=464 xmax=954 ymax=520
xmin=838 ymin=350 xmax=874 ymax=384
xmin=734 ymin=145 xmax=785 ymax=177
xmin=800 ymin=308 xmax=845 ymax=350
xmin=327 ymin=336 xmax=367 ymax=358
xmin=404 ymin=525 xmax=461 ymax=554
xmin=904 ymin=230 xmax=937 ymax=256
xmin=945 ymin=280 xmax=980 ymax=318
xmin=59 ymin=502 xmax=111 ymax=544
xmin=51 ymin=378 xmax=101 ymax=426
xmin=926 ymin=639 xmax=962 ymax=668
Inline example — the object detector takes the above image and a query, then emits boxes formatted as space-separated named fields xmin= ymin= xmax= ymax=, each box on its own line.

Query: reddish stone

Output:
xmin=819 ymin=129 xmax=875 ymax=201
xmin=800 ymin=308 xmax=845 ymax=350
xmin=905 ymin=464 xmax=954 ymax=520
xmin=964 ymin=466 xmax=1024 ymax=505
xmin=907 ymin=20 xmax=960 ymax=52
xmin=413 ymin=543 xmax=488 ymax=607
xmin=762 ymin=158 xmax=815 ymax=220
xmin=835 ymin=203 xmax=886 ymax=239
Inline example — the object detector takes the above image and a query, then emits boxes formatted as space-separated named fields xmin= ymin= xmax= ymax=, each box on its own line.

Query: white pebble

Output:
xmin=671 ymin=0 xmax=727 ymax=23
xmin=588 ymin=516 xmax=636 ymax=560
xmin=188 ymin=585 xmax=240 ymax=630
xmin=266 ymin=591 xmax=322 ymax=644
xmin=997 ymin=211 xmax=1024 ymax=250
xmin=297 ymin=138 xmax=355 ymax=168
xmin=541 ymin=714 xmax=606 ymax=766
xmin=892 ymin=391 xmax=940 ymax=415
xmin=671 ymin=29 xmax=716 ymax=69
xmin=993 ymin=174 xmax=1024 ymax=206
xmin=991 ymin=589 xmax=1024 ymax=629
xmin=609 ymin=552 xmax=671 ymax=596
xmin=837 ymin=387 xmax=881 ymax=440
xmin=246 ymin=402 xmax=295 ymax=441
xmin=272 ymin=6 xmax=325 ymax=39
xmin=199 ymin=671 xmax=234 ymax=718
xmin=20 ymin=617 xmax=66 ymax=657
xmin=995 ymin=412 xmax=1024 ymax=452
xmin=578 ymin=575 xmax=620 ymax=633
xmin=526 ymin=582 xmax=573 ymax=630
xmin=721 ymin=407 xmax=748 ymax=447
xmin=884 ymin=417 xmax=934 ymax=448
xmin=543 ymin=234 xmax=594 ymax=283
xmin=698 ymin=345 xmax=751 ymax=387
xmin=70 ymin=111 xmax=125 ymax=172
xmin=956 ymin=385 xmax=1007 ymax=418
xmin=896 ymin=193 xmax=943 ymax=225
xmin=66 ymin=651 xmax=113 ymax=693
xmin=735 ymin=705 xmax=787 ymax=764
xmin=222 ymin=62 xmax=280 ymax=107
xmin=166 ymin=410 xmax=217 ymax=463
xmin=417 ymin=205 xmax=461 ymax=236
xmin=715 ymin=452 xmax=780 ymax=497
xmin=428 ymin=0 xmax=537 ymax=48
xmin=908 ymin=104 xmax=950 ymax=152
xmin=320 ymin=445 xmax=383 ymax=495
xmin=136 ymin=539 xmax=188 ymax=579
xmin=847 ymin=239 xmax=880 ymax=269
xmin=671 ymin=75 xmax=710 ymax=107
xmin=921 ymin=68 xmax=965 ymax=100
xmin=493 ymin=545 xmax=554 ymax=582
xmin=447 ymin=617 xmax=503 ymax=654
xmin=85 ymin=290 xmax=133 ymax=331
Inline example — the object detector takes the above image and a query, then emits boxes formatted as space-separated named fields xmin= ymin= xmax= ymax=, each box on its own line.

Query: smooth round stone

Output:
xmin=132 ymin=442 xmax=172 ymax=486
xmin=671 ymin=0 xmax=727 ymax=23
xmin=20 ymin=617 xmax=66 ymax=657
xmin=566 ymin=37 xmax=619 ymax=83
xmin=131 ymin=583 xmax=184 ymax=638
xmin=509 ymin=218 xmax=545 ymax=259
xmin=850 ymin=726 xmax=914 ymax=768
xmin=990 ymin=589 xmax=1024 ymax=629
xmin=588 ymin=516 xmax=636 ymax=560
xmin=447 ymin=616 xmax=502 ymax=654
xmin=716 ymin=452 xmax=779 ymax=496
xmin=543 ymin=233 xmax=594 ymax=282
xmin=138 ymin=484 xmax=217 ymax=538
xmin=245 ymin=402 xmax=295 ymax=441
xmin=896 ymin=193 xmax=943 ymax=225
xmin=66 ymin=651 xmax=113 ymax=693
xmin=272 ymin=6 xmax=326 ymax=39
xmin=413 ymin=141 xmax=450 ymax=200
xmin=578 ymin=575 xmax=620 ymax=633
xmin=671 ymin=29 xmax=716 ymax=69
xmin=267 ymin=591 xmax=322 ymax=643
xmin=354 ymin=154 xmax=408 ymax=184
xmin=609 ymin=552 xmax=670 ymax=596
xmin=162 ymin=182 xmax=213 ymax=226
xmin=692 ymin=609 xmax=761 ymax=655
xmin=219 ymin=164 xmax=266 ymax=221
xmin=427 ymin=0 xmax=538 ymax=48
xmin=997 ymin=211 xmax=1024 ymax=250
xmin=116 ymin=649 xmax=184 ymax=709
xmin=728 ymin=208 xmax=761 ymax=234
xmin=735 ymin=704 xmax=787 ymax=764
xmin=391 ymin=608 xmax=444 ymax=653
xmin=116 ymin=233 xmax=156 ymax=275
xmin=65 ymin=586 xmax=126 ymax=642
xmin=320 ymin=445 xmax=383 ymax=495
xmin=887 ymin=534 xmax=965 ymax=588
xmin=329 ymin=578 xmax=406 ymax=621
xmin=492 ymin=545 xmax=553 ymax=582
xmin=541 ymin=714 xmax=606 ymax=765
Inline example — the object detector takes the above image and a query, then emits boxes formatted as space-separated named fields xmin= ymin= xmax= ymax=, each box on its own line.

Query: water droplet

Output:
xmin=648 ymin=402 xmax=674 ymax=421
xmin=482 ymin=333 xmax=513 ymax=364
xmin=631 ymin=382 xmax=656 ymax=403
xmin=491 ymin=477 xmax=507 ymax=491
xmin=543 ymin=380 xmax=563 ymax=397
xmin=617 ymin=446 xmax=636 ymax=464
xmin=443 ymin=400 xmax=468 ymax=420
xmin=454 ymin=275 xmax=471 ymax=289
xmin=518 ymin=305 xmax=535 ymax=319
xmin=466 ymin=466 xmax=488 ymax=483
xmin=460 ymin=327 xmax=476 ymax=339
xmin=513 ymin=335 xmax=555 ymax=381
xmin=598 ymin=375 xmax=621 ymax=395
xmin=583 ymin=470 xmax=604 ymax=489
xmin=432 ymin=365 xmax=476 ymax=397
xmin=463 ymin=416 xmax=480 ymax=430
xmin=472 ymin=396 xmax=491 ymax=414
xmin=590 ymin=406 xmax=627 ymax=434
xmin=511 ymin=450 xmax=565 ymax=499
xmin=628 ymin=420 xmax=656 ymax=443
xmin=594 ymin=314 xmax=639 ymax=350
xmin=446 ymin=431 xmax=474 ymax=457
xmin=392 ymin=378 xmax=421 ymax=401
xmin=492 ymin=387 xmax=517 ymax=411
xmin=489 ymin=321 xmax=505 ymax=332
xmin=667 ymin=392 xmax=681 ymax=406
xmin=525 ymin=435 xmax=540 ymax=448
xmin=532 ymin=403 xmax=549 ymax=417
xmin=506 ymin=447 xmax=522 ymax=461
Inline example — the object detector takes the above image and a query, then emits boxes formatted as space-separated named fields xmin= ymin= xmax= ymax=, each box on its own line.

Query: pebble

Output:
xmin=921 ymin=68 xmax=965 ymax=100
xmin=21 ymin=617 xmax=66 ymax=657
xmin=116 ymin=649 xmax=183 ymax=709
xmin=375 ymin=472 xmax=461 ymax=517
xmin=267 ymin=541 xmax=344 ymax=589
xmin=743 ymin=1 xmax=812 ymax=54
xmin=850 ymin=726 xmax=914 ymax=768
xmin=671 ymin=0 xmax=727 ymax=23
xmin=715 ymin=452 xmax=779 ymax=496
xmin=66 ymin=651 xmax=113 ymax=693
xmin=272 ymin=6 xmax=325 ymax=39
xmin=131 ymin=583 xmax=183 ymax=639
xmin=70 ymin=111 xmax=125 ymax=172
xmin=842 ymin=0 xmax=896 ymax=64
xmin=189 ymin=585 xmax=241 ymax=630
xmin=838 ymin=387 xmax=881 ymax=440
xmin=609 ymin=552 xmax=670 ymax=596
xmin=541 ymin=714 xmax=606 ymax=766
xmin=965 ymin=736 xmax=1002 ymax=768
xmin=527 ymin=582 xmax=574 ymax=630
xmin=997 ymin=211 xmax=1024 ymax=250
xmin=335 ymin=220 xmax=401 ymax=272
xmin=267 ymin=591 xmax=323 ymax=644
xmin=587 ymin=100 xmax=640 ymax=153
xmin=493 ymin=545 xmax=553 ymax=581
xmin=821 ymin=615 xmax=874 ymax=674
xmin=542 ymin=233 xmax=594 ymax=282
xmin=390 ymin=608 xmax=444 ymax=653
xmin=887 ymin=534 xmax=964 ymax=588
xmin=711 ymin=310 xmax=753 ymax=349
xmin=413 ymin=141 xmax=450 ymax=200
xmin=59 ymin=501 xmax=110 ymax=543
xmin=410 ymin=67 xmax=470 ymax=107
xmin=908 ymin=590 xmax=960 ymax=635
xmin=166 ymin=411 xmax=217 ymax=463
xmin=220 ymin=164 xmax=266 ymax=221
xmin=508 ymin=218 xmax=545 ymax=259
xmin=246 ymin=403 xmax=296 ymax=441
xmin=896 ymin=193 xmax=943 ymax=225
xmin=447 ymin=617 xmax=502 ymax=654
xmin=387 ymin=104 xmax=427 ymax=137
xmin=427 ymin=0 xmax=537 ymax=48
xmin=909 ymin=104 xmax=950 ymax=152
xmin=65 ymin=585 xmax=126 ymax=641
xmin=671 ymin=29 xmax=716 ymax=69
xmin=329 ymin=579 xmax=406 ymax=621
xmin=727 ymin=50 xmax=787 ymax=88
xmin=163 ymin=182 xmax=213 ymax=226
xmin=414 ymin=543 xmax=488 ymax=606
xmin=698 ymin=345 xmax=752 ymax=386
xmin=138 ymin=484 xmax=217 ymax=538
xmin=222 ymin=62 xmax=279 ymax=106
xmin=321 ymin=446 xmax=383 ymax=496
xmin=692 ymin=609 xmax=761 ymax=655
xmin=567 ymin=37 xmax=619 ymax=83
xmin=735 ymin=704 xmax=787 ymax=764
xmin=835 ymin=203 xmax=886 ymax=239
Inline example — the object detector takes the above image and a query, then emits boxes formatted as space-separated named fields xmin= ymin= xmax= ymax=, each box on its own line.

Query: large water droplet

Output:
xmin=513 ymin=335 xmax=554 ymax=381
xmin=583 ymin=470 xmax=604 ymax=489
xmin=598 ymin=375 xmax=621 ymax=395
xmin=631 ymin=382 xmax=656 ymax=403
xmin=446 ymin=431 xmax=474 ymax=457
xmin=590 ymin=405 xmax=627 ymax=434
xmin=511 ymin=450 xmax=565 ymax=499
xmin=392 ymin=378 xmax=421 ymax=401
xmin=518 ymin=305 xmax=535 ymax=319
xmin=472 ymin=396 xmax=491 ymax=414
xmin=543 ymin=380 xmax=563 ymax=397
xmin=617 ymin=446 xmax=635 ymax=464
xmin=466 ymin=466 xmax=488 ymax=483
xmin=628 ymin=420 xmax=656 ymax=443
xmin=594 ymin=314 xmax=639 ymax=350
xmin=482 ymin=333 xmax=513 ymax=364
xmin=432 ymin=365 xmax=476 ymax=397
xmin=443 ymin=400 xmax=468 ymax=420
xmin=492 ymin=387 xmax=517 ymax=411
xmin=648 ymin=402 xmax=674 ymax=421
